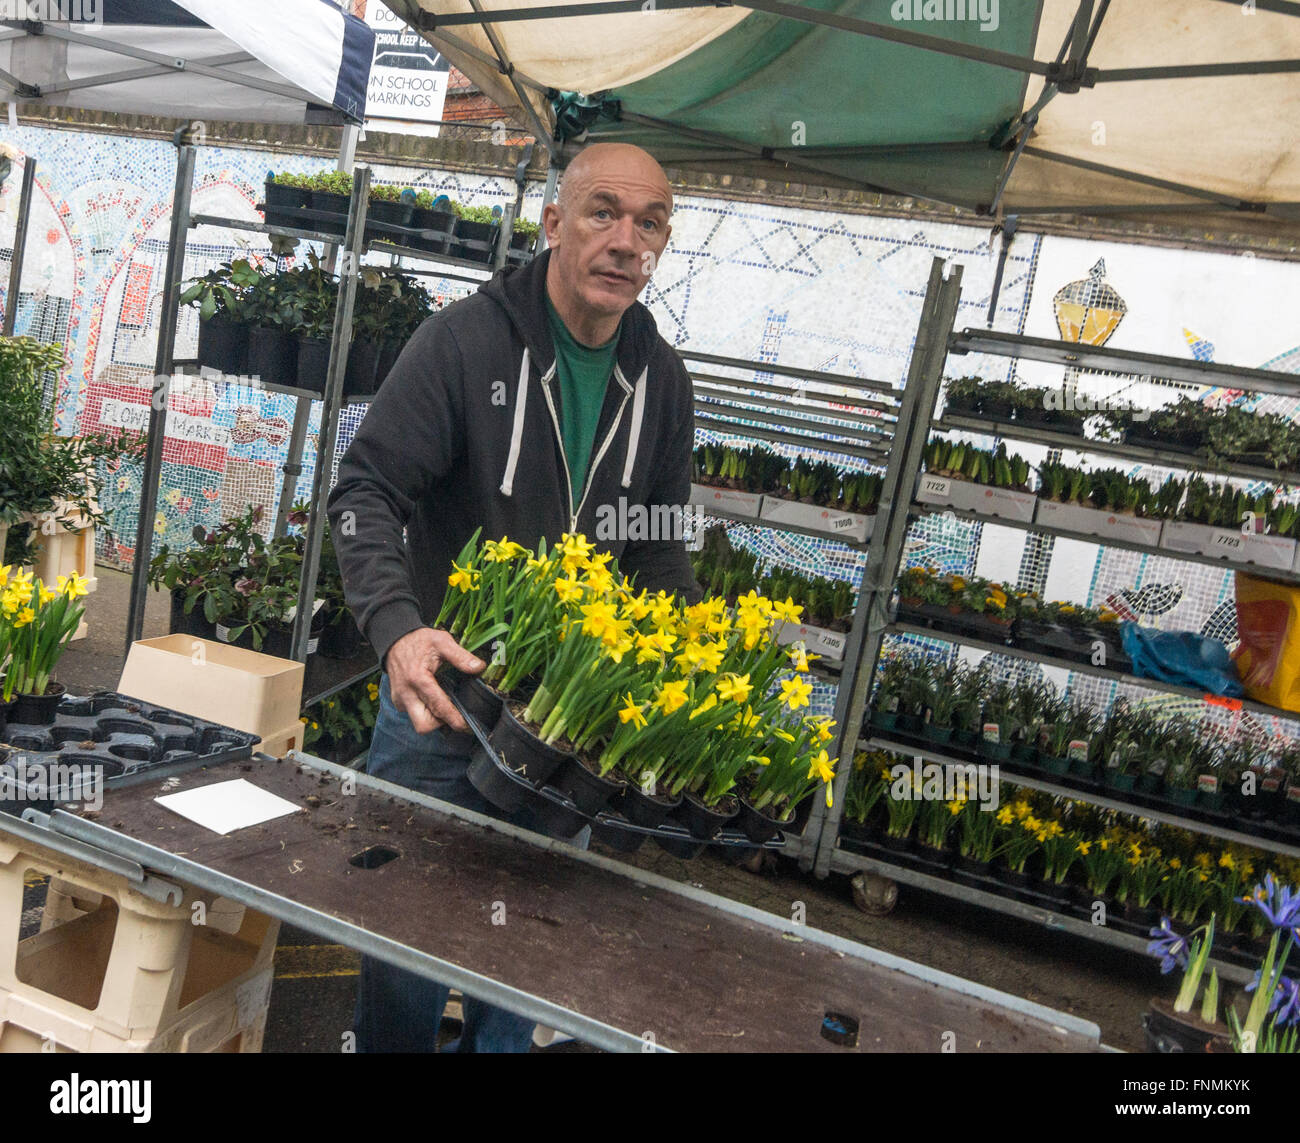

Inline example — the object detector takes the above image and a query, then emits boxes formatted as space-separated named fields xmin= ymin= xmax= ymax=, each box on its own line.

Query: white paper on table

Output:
xmin=154 ymin=778 xmax=302 ymax=836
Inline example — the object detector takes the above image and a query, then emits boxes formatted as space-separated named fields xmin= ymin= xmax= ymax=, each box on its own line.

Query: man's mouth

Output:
xmin=595 ymin=269 xmax=633 ymax=285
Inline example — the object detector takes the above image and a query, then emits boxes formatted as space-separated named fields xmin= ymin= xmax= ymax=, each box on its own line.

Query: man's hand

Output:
xmin=385 ymin=627 xmax=485 ymax=734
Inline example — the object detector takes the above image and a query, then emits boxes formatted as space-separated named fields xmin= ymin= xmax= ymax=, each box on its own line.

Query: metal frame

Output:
xmin=125 ymin=151 xmax=528 ymax=666
xmin=1 ymin=154 xmax=34 ymax=338
xmin=799 ymin=251 xmax=1300 ymax=975
xmin=20 ymin=751 xmax=1100 ymax=1049
xmin=807 ymin=257 xmax=963 ymax=876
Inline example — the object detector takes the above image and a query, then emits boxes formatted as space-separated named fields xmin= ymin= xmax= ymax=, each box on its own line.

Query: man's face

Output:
xmin=544 ymin=153 xmax=673 ymax=323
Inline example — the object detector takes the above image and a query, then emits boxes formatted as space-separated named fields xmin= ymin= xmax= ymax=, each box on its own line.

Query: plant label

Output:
xmin=1067 ymin=738 xmax=1090 ymax=762
xmin=1287 ymin=785 xmax=1300 ymax=803
xmin=1106 ymin=748 xmax=1122 ymax=770
xmin=1263 ymin=776 xmax=1282 ymax=794
xmin=1148 ymin=756 xmax=1168 ymax=777
xmin=1197 ymin=774 xmax=1218 ymax=793
xmin=981 ymin=721 xmax=1000 ymax=744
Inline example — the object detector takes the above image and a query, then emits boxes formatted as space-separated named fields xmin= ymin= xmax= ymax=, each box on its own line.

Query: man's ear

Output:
xmin=542 ymin=202 xmax=562 ymax=249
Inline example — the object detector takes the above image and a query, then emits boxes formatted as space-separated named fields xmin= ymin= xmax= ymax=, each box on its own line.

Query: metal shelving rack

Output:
xmin=124 ymin=149 xmax=520 ymax=704
xmin=801 ymin=254 xmax=1300 ymax=969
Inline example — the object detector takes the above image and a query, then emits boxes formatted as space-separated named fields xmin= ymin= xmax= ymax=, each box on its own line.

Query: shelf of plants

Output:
xmin=129 ymin=160 xmax=540 ymax=666
xmin=805 ymin=260 xmax=1300 ymax=1004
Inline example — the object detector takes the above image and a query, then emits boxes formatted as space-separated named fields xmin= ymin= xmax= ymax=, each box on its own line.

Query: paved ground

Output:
xmin=47 ymin=568 xmax=1165 ymax=1052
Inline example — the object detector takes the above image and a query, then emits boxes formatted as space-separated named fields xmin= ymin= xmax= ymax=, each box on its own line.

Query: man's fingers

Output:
xmin=410 ymin=673 xmax=468 ymax=733
xmin=431 ymin=630 xmax=486 ymax=676
xmin=400 ymin=688 xmax=441 ymax=735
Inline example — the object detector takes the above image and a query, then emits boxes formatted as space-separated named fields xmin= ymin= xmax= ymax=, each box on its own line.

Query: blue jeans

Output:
xmin=353 ymin=674 xmax=539 ymax=1054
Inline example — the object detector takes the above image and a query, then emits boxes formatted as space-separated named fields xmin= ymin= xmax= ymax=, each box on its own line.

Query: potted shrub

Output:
xmin=1 ymin=569 xmax=89 ymax=725
xmin=410 ymin=190 xmax=458 ymax=254
xmin=923 ymin=660 xmax=960 ymax=744
xmin=245 ymin=265 xmax=300 ymax=387
xmin=451 ymin=203 xmax=500 ymax=264
xmin=366 ymin=182 xmax=416 ymax=232
xmin=263 ymin=170 xmax=311 ymax=228
xmin=868 ymin=656 xmax=912 ymax=733
xmin=147 ymin=523 xmax=229 ymax=640
xmin=180 ymin=258 xmax=261 ymax=375
xmin=290 ymin=252 xmax=339 ymax=393
xmin=942 ymin=375 xmax=982 ymax=418
xmin=506 ymin=216 xmax=540 ymax=265
xmin=301 ymin=170 xmax=354 ymax=235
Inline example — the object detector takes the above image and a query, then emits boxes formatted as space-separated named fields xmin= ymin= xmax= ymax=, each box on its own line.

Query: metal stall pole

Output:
xmin=275 ymin=124 xmax=361 ymax=538
xmin=124 ymin=144 xmax=197 ymax=654
xmin=2 ymin=156 xmax=35 ymax=337
xmin=493 ymin=140 xmax=535 ymax=272
xmin=535 ymin=161 xmax=559 ymax=253
xmin=809 ymin=257 xmax=964 ymax=878
xmin=290 ymin=166 xmax=370 ymax=662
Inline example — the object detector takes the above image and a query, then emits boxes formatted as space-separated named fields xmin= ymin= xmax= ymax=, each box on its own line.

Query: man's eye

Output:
xmin=594 ymin=208 xmax=612 ymax=220
xmin=641 ymin=218 xmax=659 ymax=232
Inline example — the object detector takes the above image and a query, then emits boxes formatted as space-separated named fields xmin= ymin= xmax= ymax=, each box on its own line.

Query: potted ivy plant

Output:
xmin=180 ymin=258 xmax=261 ymax=375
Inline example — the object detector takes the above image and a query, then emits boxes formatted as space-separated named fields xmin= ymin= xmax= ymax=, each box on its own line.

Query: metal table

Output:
xmin=13 ymin=754 xmax=1101 ymax=1053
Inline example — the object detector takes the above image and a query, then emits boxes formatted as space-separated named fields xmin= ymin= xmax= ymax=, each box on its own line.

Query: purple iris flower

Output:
xmin=1147 ymin=917 xmax=1189 ymax=974
xmin=1244 ymin=970 xmax=1300 ymax=1026
xmin=1241 ymin=874 xmax=1300 ymax=932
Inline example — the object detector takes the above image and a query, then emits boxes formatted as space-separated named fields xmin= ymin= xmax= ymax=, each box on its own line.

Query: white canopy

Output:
xmin=0 ymin=0 xmax=375 ymax=124
xmin=386 ymin=0 xmax=1300 ymax=239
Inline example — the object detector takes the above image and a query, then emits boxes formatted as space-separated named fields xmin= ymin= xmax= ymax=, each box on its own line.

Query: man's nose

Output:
xmin=607 ymin=214 xmax=638 ymax=255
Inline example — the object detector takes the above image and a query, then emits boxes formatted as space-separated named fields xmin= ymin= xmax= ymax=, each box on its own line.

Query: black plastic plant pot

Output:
xmin=879 ymin=831 xmax=914 ymax=854
xmin=247 ymin=325 xmax=298 ymax=387
xmin=654 ymin=831 xmax=707 ymax=860
xmin=736 ymin=796 xmax=795 ymax=844
xmin=923 ymin=722 xmax=954 ymax=746
xmin=951 ymin=727 xmax=979 ymax=751
xmin=528 ymin=789 xmax=589 ymax=839
xmin=453 ymin=674 xmax=504 ymax=734
xmin=296 ymin=336 xmax=331 ymax=394
xmin=1104 ymin=770 xmax=1136 ymax=792
xmin=1039 ymin=754 xmax=1070 ymax=776
xmin=488 ymin=702 xmax=570 ymax=787
xmin=0 ymin=699 xmax=11 ymax=742
xmin=980 ymin=398 xmax=1014 ymax=420
xmin=979 ymin=739 xmax=1013 ymax=762
xmin=169 ymin=588 xmax=216 ymax=640
xmin=617 ymin=782 xmax=681 ymax=829
xmin=411 ymin=208 xmax=456 ymax=252
xmin=943 ymin=396 xmax=979 ymax=418
xmin=343 ymin=338 xmax=380 ymax=398
xmin=264 ymin=178 xmax=308 ymax=210
xmin=451 ymin=218 xmax=497 ymax=263
xmin=197 ymin=314 xmax=248 ymax=375
xmin=1069 ymin=756 xmax=1096 ymax=779
xmin=307 ymin=190 xmax=350 ymax=231
xmin=550 ymin=753 xmax=624 ymax=817
xmin=366 ymin=198 xmax=415 ymax=229
xmin=466 ymin=745 xmax=532 ymax=814
xmin=897 ymin=711 xmax=923 ymax=734
xmin=12 ymin=683 xmax=67 ymax=727
xmin=870 ymin=709 xmax=898 ymax=732
xmin=259 ymin=613 xmax=325 ymax=660
xmin=1166 ymin=787 xmax=1198 ymax=807
xmin=1143 ymin=999 xmax=1232 ymax=1054
xmin=589 ymin=813 xmax=646 ymax=854
xmin=319 ymin=609 xmax=366 ymax=660
xmin=676 ymin=792 xmax=739 ymax=840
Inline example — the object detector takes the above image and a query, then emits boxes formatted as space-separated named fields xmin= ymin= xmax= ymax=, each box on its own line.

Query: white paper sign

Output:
xmin=155 ymin=778 xmax=301 ymax=836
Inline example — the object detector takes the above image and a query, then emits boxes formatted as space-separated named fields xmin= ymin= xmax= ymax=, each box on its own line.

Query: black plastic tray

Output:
xmin=446 ymin=685 xmax=786 ymax=856
xmin=0 ymin=690 xmax=260 ymax=815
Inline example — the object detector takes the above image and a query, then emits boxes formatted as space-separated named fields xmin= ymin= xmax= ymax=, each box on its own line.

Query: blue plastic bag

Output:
xmin=1121 ymin=622 xmax=1243 ymax=698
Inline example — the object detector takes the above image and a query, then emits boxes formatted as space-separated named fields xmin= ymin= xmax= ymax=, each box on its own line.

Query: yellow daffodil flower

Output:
xmin=618 ymin=694 xmax=648 ymax=730
xmin=654 ymin=680 xmax=690 ymax=715
xmin=779 ymin=675 xmax=813 ymax=711
xmin=715 ymin=673 xmax=753 ymax=704
xmin=447 ymin=563 xmax=479 ymax=593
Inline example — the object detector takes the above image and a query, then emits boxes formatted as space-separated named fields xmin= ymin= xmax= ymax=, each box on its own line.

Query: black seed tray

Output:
xmin=0 ymin=690 xmax=260 ymax=814
xmin=448 ymin=688 xmax=785 ymax=854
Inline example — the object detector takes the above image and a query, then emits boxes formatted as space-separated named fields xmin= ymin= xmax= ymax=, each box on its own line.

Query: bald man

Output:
xmin=328 ymin=143 xmax=700 ymax=1053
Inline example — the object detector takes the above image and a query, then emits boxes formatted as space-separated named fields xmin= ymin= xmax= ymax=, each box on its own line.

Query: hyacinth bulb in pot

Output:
xmin=2 ymin=569 xmax=89 ymax=726
xmin=1143 ymin=915 xmax=1232 ymax=1053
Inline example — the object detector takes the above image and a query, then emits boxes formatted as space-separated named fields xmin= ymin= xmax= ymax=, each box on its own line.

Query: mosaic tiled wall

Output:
xmin=4 ymin=123 xmax=1300 ymax=732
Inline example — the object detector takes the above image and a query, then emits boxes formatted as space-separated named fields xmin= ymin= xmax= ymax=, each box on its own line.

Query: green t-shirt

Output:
xmin=545 ymin=296 xmax=618 ymax=504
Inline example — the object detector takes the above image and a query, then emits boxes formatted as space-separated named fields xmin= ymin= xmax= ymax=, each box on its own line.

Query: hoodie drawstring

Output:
xmin=499 ymin=348 xmax=531 ymax=497
xmin=621 ymin=367 xmax=648 ymax=488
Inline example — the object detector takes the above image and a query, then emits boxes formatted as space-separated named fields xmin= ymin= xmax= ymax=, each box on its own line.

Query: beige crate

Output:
xmin=0 ymin=834 xmax=279 ymax=1051
xmin=258 ymin=720 xmax=307 ymax=759
xmin=118 ymin=635 xmax=304 ymax=740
